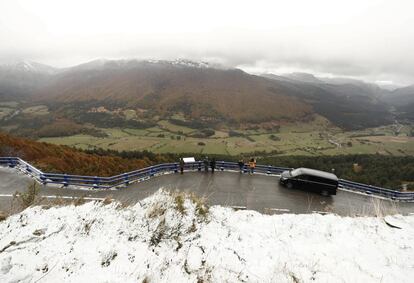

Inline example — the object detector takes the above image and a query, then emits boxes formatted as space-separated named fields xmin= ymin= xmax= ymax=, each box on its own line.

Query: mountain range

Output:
xmin=1 ymin=59 xmax=413 ymax=130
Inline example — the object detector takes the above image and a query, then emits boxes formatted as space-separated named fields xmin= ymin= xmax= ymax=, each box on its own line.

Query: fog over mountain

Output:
xmin=1 ymin=0 xmax=414 ymax=85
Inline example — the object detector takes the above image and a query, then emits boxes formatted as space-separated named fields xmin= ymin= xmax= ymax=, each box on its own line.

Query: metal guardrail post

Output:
xmin=63 ymin=174 xmax=69 ymax=187
xmin=40 ymin=174 xmax=47 ymax=185
xmin=8 ymin=157 xmax=16 ymax=167
xmin=198 ymin=161 xmax=202 ymax=171
xmin=124 ymin=173 xmax=129 ymax=185
xmin=174 ymin=164 xmax=178 ymax=173
xmin=267 ymin=165 xmax=271 ymax=175
xmin=220 ymin=161 xmax=224 ymax=171
xmin=93 ymin=176 xmax=100 ymax=189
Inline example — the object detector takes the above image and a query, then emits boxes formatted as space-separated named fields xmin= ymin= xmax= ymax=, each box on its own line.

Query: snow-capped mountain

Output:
xmin=63 ymin=58 xmax=214 ymax=73
xmin=0 ymin=61 xmax=56 ymax=99
xmin=1 ymin=61 xmax=57 ymax=74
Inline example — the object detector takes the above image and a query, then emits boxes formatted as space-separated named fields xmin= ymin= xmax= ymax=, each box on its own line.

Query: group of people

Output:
xmin=178 ymin=157 xmax=217 ymax=174
xmin=179 ymin=157 xmax=256 ymax=175
xmin=203 ymin=157 xmax=217 ymax=173
xmin=238 ymin=158 xmax=256 ymax=174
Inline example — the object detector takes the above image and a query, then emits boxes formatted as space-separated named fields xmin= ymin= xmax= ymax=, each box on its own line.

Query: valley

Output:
xmin=34 ymin=112 xmax=414 ymax=156
xmin=1 ymin=59 xmax=414 ymax=158
xmin=2 ymin=3 xmax=414 ymax=282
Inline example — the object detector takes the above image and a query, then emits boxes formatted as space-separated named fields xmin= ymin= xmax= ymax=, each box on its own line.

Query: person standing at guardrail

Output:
xmin=203 ymin=156 xmax=209 ymax=172
xmin=179 ymin=158 xmax=184 ymax=174
xmin=249 ymin=158 xmax=256 ymax=175
xmin=238 ymin=159 xmax=244 ymax=173
xmin=210 ymin=158 xmax=216 ymax=173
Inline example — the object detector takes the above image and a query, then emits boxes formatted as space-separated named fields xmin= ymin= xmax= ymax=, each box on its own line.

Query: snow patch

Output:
xmin=0 ymin=189 xmax=413 ymax=282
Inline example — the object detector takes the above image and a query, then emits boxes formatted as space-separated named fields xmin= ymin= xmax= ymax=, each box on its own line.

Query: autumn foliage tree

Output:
xmin=0 ymin=132 xmax=166 ymax=176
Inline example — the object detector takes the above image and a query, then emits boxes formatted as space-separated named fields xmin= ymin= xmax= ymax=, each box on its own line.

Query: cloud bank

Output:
xmin=1 ymin=0 xmax=413 ymax=84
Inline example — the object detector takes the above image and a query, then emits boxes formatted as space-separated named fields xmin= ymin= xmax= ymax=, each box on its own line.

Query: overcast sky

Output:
xmin=1 ymin=0 xmax=414 ymax=85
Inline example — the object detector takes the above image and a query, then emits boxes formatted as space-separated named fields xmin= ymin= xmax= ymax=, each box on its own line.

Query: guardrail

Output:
xmin=1 ymin=157 xmax=413 ymax=201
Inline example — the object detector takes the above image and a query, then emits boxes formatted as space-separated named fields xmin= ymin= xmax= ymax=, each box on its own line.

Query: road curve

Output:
xmin=1 ymin=167 xmax=413 ymax=216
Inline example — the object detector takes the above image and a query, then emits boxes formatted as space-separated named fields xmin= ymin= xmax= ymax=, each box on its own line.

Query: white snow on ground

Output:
xmin=1 ymin=190 xmax=414 ymax=283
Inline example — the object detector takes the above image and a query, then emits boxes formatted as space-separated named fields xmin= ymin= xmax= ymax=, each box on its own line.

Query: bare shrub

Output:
xmin=371 ymin=198 xmax=385 ymax=218
xmin=190 ymin=193 xmax=209 ymax=218
xmin=150 ymin=218 xmax=166 ymax=246
xmin=171 ymin=191 xmax=209 ymax=218
xmin=174 ymin=193 xmax=186 ymax=215
xmin=82 ymin=219 xmax=96 ymax=236
xmin=49 ymin=196 xmax=67 ymax=207
xmin=323 ymin=204 xmax=334 ymax=213
xmin=174 ymin=235 xmax=183 ymax=251
xmin=289 ymin=271 xmax=301 ymax=283
xmin=188 ymin=219 xmax=197 ymax=233
xmin=147 ymin=203 xmax=166 ymax=218
xmin=14 ymin=181 xmax=41 ymax=209
xmin=102 ymin=195 xmax=113 ymax=205
xmin=72 ymin=195 xmax=86 ymax=206
xmin=101 ymin=251 xmax=118 ymax=267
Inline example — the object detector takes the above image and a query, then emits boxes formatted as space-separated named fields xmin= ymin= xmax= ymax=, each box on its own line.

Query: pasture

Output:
xmin=38 ymin=118 xmax=414 ymax=156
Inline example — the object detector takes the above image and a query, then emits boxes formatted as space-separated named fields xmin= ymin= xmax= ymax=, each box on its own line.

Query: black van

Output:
xmin=279 ymin=168 xmax=338 ymax=196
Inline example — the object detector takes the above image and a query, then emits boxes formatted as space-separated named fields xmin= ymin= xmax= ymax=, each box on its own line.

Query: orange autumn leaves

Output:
xmin=0 ymin=132 xmax=152 ymax=176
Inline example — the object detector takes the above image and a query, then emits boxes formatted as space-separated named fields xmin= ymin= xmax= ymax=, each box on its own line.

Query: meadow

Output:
xmin=39 ymin=115 xmax=414 ymax=156
xmin=1 ymin=102 xmax=413 ymax=156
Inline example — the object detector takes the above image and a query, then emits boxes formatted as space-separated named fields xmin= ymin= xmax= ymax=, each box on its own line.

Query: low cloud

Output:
xmin=1 ymin=0 xmax=413 ymax=85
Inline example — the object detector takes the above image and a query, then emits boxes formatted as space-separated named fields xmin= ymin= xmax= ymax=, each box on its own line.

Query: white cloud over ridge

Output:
xmin=1 ymin=0 xmax=413 ymax=84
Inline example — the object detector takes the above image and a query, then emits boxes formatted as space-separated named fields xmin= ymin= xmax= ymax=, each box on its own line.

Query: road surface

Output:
xmin=1 ymin=167 xmax=413 ymax=216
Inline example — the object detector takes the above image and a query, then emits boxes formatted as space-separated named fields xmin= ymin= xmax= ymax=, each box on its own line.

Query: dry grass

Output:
xmin=190 ymin=193 xmax=209 ymax=218
xmin=150 ymin=218 xmax=166 ymax=246
xmin=72 ymin=195 xmax=87 ymax=206
xmin=345 ymin=196 xmax=402 ymax=218
xmin=0 ymin=211 xmax=7 ymax=222
xmin=188 ymin=219 xmax=197 ymax=233
xmin=171 ymin=191 xmax=209 ymax=217
xmin=323 ymin=204 xmax=334 ymax=213
xmin=174 ymin=192 xmax=186 ymax=215
xmin=14 ymin=181 xmax=41 ymax=209
xmin=147 ymin=203 xmax=167 ymax=218
xmin=369 ymin=198 xmax=400 ymax=218
xmin=5 ymin=183 xmax=117 ymax=217
xmin=102 ymin=195 xmax=114 ymax=205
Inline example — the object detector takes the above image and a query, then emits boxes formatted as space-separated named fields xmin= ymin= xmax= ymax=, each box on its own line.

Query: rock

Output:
xmin=32 ymin=229 xmax=46 ymax=236
xmin=0 ymin=211 xmax=7 ymax=222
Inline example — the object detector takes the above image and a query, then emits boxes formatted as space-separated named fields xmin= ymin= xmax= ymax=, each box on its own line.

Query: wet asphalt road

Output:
xmin=1 ymin=167 xmax=413 ymax=216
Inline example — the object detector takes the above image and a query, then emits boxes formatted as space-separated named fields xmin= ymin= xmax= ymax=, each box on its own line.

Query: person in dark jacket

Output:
xmin=179 ymin=158 xmax=184 ymax=174
xmin=238 ymin=159 xmax=244 ymax=173
xmin=210 ymin=158 xmax=216 ymax=173
xmin=203 ymin=156 xmax=209 ymax=172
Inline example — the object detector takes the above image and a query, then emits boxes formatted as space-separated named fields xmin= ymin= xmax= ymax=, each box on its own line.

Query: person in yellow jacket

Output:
xmin=248 ymin=158 xmax=256 ymax=175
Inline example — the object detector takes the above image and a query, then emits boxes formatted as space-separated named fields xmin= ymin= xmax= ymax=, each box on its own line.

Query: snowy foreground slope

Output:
xmin=1 ymin=190 xmax=413 ymax=283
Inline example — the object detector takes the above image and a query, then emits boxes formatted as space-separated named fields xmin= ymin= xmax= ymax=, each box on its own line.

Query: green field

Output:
xmin=22 ymin=105 xmax=49 ymax=115
xmin=0 ymin=101 xmax=19 ymax=107
xmin=0 ymin=107 xmax=14 ymax=119
xmin=38 ymin=115 xmax=414 ymax=156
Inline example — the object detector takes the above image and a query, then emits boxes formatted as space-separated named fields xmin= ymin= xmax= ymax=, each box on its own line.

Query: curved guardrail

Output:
xmin=1 ymin=157 xmax=413 ymax=201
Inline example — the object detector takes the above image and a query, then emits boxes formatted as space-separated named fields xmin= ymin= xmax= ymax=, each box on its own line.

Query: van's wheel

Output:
xmin=321 ymin=190 xmax=330 ymax=197
xmin=286 ymin=182 xmax=293 ymax=189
